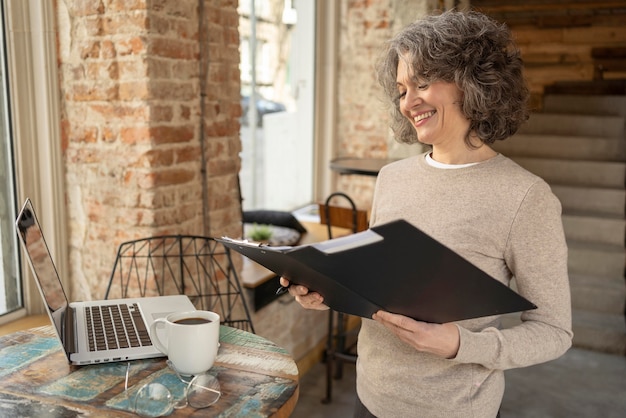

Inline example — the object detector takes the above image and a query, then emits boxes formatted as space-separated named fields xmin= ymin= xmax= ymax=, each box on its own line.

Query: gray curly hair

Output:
xmin=376 ymin=9 xmax=529 ymax=146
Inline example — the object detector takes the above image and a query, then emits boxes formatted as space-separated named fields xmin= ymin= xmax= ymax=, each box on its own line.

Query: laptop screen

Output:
xmin=15 ymin=199 xmax=70 ymax=353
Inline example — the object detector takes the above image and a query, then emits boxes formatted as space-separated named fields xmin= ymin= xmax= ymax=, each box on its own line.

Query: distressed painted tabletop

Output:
xmin=0 ymin=325 xmax=299 ymax=417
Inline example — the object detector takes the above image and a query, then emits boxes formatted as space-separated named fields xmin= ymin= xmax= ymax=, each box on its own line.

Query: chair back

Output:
xmin=317 ymin=192 xmax=366 ymax=403
xmin=104 ymin=235 xmax=254 ymax=333
xmin=318 ymin=192 xmax=368 ymax=239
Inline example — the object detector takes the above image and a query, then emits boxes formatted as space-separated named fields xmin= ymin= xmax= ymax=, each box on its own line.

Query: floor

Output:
xmin=291 ymin=347 xmax=626 ymax=418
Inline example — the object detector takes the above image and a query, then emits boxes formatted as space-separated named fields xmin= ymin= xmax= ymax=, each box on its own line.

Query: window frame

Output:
xmin=313 ymin=0 xmax=339 ymax=201
xmin=1 ymin=0 xmax=66 ymax=322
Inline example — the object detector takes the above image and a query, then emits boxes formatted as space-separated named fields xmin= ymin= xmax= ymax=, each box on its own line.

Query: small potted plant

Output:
xmin=248 ymin=223 xmax=273 ymax=243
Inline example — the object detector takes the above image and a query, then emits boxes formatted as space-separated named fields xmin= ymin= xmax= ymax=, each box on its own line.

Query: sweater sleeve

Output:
xmin=453 ymin=180 xmax=573 ymax=369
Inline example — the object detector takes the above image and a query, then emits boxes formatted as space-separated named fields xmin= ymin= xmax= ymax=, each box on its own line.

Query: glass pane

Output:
xmin=238 ymin=0 xmax=315 ymax=211
xmin=0 ymin=2 xmax=22 ymax=316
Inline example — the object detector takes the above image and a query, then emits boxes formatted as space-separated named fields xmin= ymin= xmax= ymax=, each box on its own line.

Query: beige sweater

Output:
xmin=357 ymin=153 xmax=573 ymax=418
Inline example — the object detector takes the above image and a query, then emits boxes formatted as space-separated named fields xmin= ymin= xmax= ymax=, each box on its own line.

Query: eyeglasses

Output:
xmin=124 ymin=360 xmax=221 ymax=417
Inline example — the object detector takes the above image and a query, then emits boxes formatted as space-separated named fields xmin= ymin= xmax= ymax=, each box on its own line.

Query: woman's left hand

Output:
xmin=372 ymin=310 xmax=460 ymax=359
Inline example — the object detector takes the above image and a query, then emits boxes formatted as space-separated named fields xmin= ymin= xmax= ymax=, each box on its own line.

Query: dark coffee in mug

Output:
xmin=174 ymin=317 xmax=212 ymax=325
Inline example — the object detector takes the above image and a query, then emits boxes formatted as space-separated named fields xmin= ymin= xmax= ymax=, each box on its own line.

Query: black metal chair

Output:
xmin=318 ymin=192 xmax=368 ymax=404
xmin=104 ymin=235 xmax=254 ymax=333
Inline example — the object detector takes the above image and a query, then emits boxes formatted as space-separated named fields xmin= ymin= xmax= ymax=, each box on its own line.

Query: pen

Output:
xmin=275 ymin=283 xmax=291 ymax=296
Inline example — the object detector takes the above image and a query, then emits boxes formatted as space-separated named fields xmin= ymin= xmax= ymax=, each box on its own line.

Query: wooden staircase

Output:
xmin=493 ymin=86 xmax=626 ymax=356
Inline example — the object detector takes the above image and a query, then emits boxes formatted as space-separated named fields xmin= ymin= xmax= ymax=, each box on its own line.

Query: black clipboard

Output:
xmin=218 ymin=219 xmax=536 ymax=323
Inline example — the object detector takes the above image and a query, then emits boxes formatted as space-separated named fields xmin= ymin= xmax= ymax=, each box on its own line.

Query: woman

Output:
xmin=281 ymin=9 xmax=572 ymax=417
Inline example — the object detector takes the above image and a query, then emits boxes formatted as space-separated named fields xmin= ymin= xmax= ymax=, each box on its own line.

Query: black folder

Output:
xmin=218 ymin=219 xmax=536 ymax=323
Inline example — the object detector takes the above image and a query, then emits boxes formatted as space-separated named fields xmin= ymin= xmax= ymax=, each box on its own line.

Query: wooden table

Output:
xmin=329 ymin=157 xmax=397 ymax=176
xmin=0 ymin=325 xmax=298 ymax=417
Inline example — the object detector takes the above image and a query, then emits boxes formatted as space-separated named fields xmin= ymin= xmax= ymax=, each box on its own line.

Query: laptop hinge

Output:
xmin=64 ymin=305 xmax=78 ymax=357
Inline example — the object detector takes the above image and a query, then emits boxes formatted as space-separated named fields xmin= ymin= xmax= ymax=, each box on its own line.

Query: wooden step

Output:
xmin=562 ymin=214 xmax=625 ymax=247
xmin=567 ymin=241 xmax=626 ymax=279
xmin=544 ymin=95 xmax=626 ymax=117
xmin=519 ymin=113 xmax=625 ymax=139
xmin=494 ymin=134 xmax=626 ymax=162
xmin=544 ymin=79 xmax=626 ymax=96
xmin=552 ymin=185 xmax=625 ymax=217
xmin=513 ymin=157 xmax=626 ymax=189
xmin=571 ymin=310 xmax=626 ymax=356
xmin=569 ymin=274 xmax=626 ymax=316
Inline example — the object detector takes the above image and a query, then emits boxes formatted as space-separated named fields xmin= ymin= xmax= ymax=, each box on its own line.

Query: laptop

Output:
xmin=15 ymin=198 xmax=195 ymax=365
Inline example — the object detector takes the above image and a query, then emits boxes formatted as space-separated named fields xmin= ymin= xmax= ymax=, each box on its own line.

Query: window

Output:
xmin=238 ymin=0 xmax=316 ymax=211
xmin=1 ymin=0 xmax=66 ymax=323
xmin=0 ymin=0 xmax=21 ymax=318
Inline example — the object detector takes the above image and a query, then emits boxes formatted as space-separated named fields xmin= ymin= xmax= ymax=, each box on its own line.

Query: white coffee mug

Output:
xmin=150 ymin=310 xmax=220 ymax=376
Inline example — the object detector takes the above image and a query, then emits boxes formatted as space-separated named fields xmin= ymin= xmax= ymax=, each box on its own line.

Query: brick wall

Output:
xmin=335 ymin=0 xmax=434 ymax=209
xmin=57 ymin=0 xmax=242 ymax=301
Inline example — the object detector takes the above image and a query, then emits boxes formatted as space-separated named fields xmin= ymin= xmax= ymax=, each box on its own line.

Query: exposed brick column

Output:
xmin=201 ymin=0 xmax=242 ymax=238
xmin=57 ymin=0 xmax=241 ymax=300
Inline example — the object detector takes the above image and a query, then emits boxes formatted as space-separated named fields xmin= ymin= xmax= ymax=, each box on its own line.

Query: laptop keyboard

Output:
xmin=85 ymin=303 xmax=152 ymax=351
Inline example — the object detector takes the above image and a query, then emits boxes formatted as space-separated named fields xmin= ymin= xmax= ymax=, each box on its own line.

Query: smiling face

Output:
xmin=396 ymin=58 xmax=470 ymax=152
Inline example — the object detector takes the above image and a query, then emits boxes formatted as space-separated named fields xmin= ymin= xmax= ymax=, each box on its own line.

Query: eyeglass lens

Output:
xmin=187 ymin=373 xmax=221 ymax=408
xmin=167 ymin=360 xmax=221 ymax=409
xmin=134 ymin=383 xmax=174 ymax=417
xmin=126 ymin=361 xmax=221 ymax=416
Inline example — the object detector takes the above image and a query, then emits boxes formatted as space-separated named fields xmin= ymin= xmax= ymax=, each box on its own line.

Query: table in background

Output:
xmin=330 ymin=157 xmax=398 ymax=176
xmin=0 ymin=325 xmax=298 ymax=417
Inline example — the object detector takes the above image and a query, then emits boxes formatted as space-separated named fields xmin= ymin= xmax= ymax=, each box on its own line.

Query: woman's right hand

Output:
xmin=279 ymin=277 xmax=329 ymax=311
